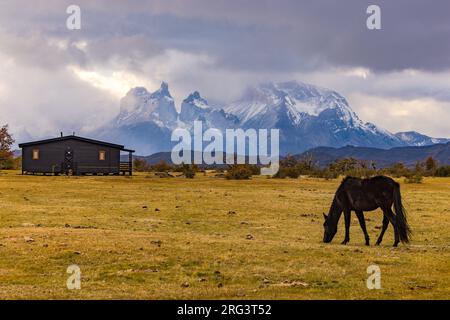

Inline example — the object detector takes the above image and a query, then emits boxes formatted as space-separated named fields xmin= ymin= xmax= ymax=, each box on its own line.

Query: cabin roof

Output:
xmin=18 ymin=135 xmax=135 ymax=152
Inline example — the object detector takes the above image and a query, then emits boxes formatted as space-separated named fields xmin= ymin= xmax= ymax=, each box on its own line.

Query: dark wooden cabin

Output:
xmin=18 ymin=135 xmax=135 ymax=175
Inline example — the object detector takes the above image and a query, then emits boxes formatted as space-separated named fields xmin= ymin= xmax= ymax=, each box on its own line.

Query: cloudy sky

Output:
xmin=0 ymin=0 xmax=449 ymax=143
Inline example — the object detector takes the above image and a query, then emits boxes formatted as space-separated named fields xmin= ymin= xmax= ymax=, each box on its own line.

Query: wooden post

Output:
xmin=128 ymin=151 xmax=132 ymax=176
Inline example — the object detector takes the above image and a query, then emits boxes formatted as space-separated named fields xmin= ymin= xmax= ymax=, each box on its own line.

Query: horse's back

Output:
xmin=340 ymin=175 xmax=396 ymax=187
xmin=363 ymin=175 xmax=398 ymax=189
xmin=337 ymin=175 xmax=396 ymax=210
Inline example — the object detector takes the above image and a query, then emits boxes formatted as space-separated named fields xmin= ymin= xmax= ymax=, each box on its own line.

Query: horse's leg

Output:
xmin=375 ymin=214 xmax=389 ymax=245
xmin=388 ymin=207 xmax=401 ymax=247
xmin=355 ymin=210 xmax=370 ymax=246
xmin=383 ymin=208 xmax=399 ymax=247
xmin=341 ymin=209 xmax=351 ymax=245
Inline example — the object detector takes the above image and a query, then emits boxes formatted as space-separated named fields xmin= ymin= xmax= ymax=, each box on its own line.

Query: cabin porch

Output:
xmin=120 ymin=149 xmax=134 ymax=175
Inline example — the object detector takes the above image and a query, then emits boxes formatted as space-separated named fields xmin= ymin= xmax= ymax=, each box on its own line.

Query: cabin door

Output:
xmin=63 ymin=147 xmax=75 ymax=174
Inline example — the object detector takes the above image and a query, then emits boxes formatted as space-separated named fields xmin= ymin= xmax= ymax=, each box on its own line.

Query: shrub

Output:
xmin=274 ymin=166 xmax=301 ymax=179
xmin=424 ymin=156 xmax=438 ymax=176
xmin=1 ymin=156 xmax=21 ymax=170
xmin=273 ymin=154 xmax=316 ymax=178
xmin=316 ymin=168 xmax=339 ymax=180
xmin=181 ymin=163 xmax=196 ymax=179
xmin=404 ymin=162 xmax=424 ymax=183
xmin=273 ymin=155 xmax=378 ymax=179
xmin=225 ymin=164 xmax=254 ymax=180
xmin=321 ymin=158 xmax=377 ymax=179
xmin=434 ymin=166 xmax=450 ymax=177
xmin=383 ymin=162 xmax=411 ymax=178
xmin=151 ymin=160 xmax=173 ymax=172
xmin=133 ymin=158 xmax=150 ymax=172
xmin=345 ymin=167 xmax=377 ymax=179
xmin=404 ymin=174 xmax=423 ymax=184
xmin=247 ymin=164 xmax=261 ymax=175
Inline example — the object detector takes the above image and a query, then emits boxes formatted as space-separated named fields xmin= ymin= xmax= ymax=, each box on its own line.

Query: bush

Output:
xmin=273 ymin=154 xmax=316 ymax=178
xmin=0 ymin=156 xmax=21 ymax=170
xmin=424 ymin=156 xmax=438 ymax=176
xmin=274 ymin=166 xmax=301 ymax=179
xmin=180 ymin=163 xmax=196 ymax=179
xmin=404 ymin=162 xmax=424 ymax=183
xmin=247 ymin=164 xmax=261 ymax=175
xmin=404 ymin=175 xmax=423 ymax=184
xmin=225 ymin=164 xmax=254 ymax=180
xmin=151 ymin=160 xmax=173 ymax=172
xmin=435 ymin=166 xmax=450 ymax=177
xmin=383 ymin=162 xmax=411 ymax=178
xmin=309 ymin=158 xmax=377 ymax=179
xmin=327 ymin=158 xmax=376 ymax=178
xmin=273 ymin=155 xmax=379 ymax=179
xmin=345 ymin=167 xmax=377 ymax=178
xmin=316 ymin=168 xmax=339 ymax=180
xmin=133 ymin=158 xmax=150 ymax=172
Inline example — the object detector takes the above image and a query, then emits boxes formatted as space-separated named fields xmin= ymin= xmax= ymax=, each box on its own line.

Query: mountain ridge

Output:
xmin=91 ymin=80 xmax=449 ymax=155
xmin=296 ymin=142 xmax=450 ymax=168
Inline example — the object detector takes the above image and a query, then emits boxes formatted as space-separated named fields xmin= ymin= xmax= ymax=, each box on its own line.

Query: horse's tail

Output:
xmin=393 ymin=182 xmax=411 ymax=243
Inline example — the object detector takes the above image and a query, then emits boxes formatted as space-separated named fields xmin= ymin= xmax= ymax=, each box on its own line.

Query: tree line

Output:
xmin=133 ymin=154 xmax=450 ymax=182
xmin=273 ymin=154 xmax=450 ymax=183
xmin=1 ymin=122 xmax=449 ymax=181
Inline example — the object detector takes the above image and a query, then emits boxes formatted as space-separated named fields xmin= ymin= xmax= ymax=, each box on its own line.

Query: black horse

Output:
xmin=323 ymin=176 xmax=411 ymax=247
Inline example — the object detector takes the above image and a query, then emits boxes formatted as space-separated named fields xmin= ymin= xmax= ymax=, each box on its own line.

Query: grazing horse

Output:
xmin=323 ymin=176 xmax=411 ymax=247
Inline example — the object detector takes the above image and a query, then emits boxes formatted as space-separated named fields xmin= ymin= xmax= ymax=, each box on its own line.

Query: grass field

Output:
xmin=0 ymin=170 xmax=449 ymax=299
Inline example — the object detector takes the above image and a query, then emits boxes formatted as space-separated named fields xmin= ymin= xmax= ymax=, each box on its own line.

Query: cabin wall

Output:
xmin=22 ymin=139 xmax=121 ymax=174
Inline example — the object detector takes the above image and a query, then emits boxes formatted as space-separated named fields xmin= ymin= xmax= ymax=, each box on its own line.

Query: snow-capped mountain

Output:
xmin=91 ymin=81 xmax=449 ymax=155
xmin=94 ymin=83 xmax=238 ymax=155
xmin=179 ymin=91 xmax=239 ymax=131
xmin=395 ymin=131 xmax=449 ymax=146
xmin=116 ymin=82 xmax=177 ymax=127
xmin=224 ymin=81 xmax=402 ymax=152
xmin=94 ymin=82 xmax=178 ymax=155
xmin=225 ymin=81 xmax=354 ymax=126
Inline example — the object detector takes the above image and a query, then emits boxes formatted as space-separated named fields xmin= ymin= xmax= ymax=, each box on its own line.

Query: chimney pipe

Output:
xmin=60 ymin=132 xmax=63 ymax=137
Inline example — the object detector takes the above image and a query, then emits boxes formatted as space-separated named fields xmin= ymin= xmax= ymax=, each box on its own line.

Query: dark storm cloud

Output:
xmin=2 ymin=0 xmax=449 ymax=73
xmin=91 ymin=0 xmax=450 ymax=72
xmin=80 ymin=0 xmax=450 ymax=72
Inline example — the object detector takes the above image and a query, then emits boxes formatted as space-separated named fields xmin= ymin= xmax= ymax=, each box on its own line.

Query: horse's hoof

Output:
xmin=341 ymin=240 xmax=348 ymax=245
xmin=393 ymin=243 xmax=398 ymax=247
xmin=375 ymin=242 xmax=381 ymax=246
xmin=365 ymin=242 xmax=370 ymax=246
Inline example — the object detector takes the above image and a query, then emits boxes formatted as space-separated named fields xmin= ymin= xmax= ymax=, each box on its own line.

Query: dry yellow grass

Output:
xmin=0 ymin=170 xmax=449 ymax=299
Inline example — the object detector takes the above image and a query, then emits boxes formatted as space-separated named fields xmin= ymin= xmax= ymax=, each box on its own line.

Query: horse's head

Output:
xmin=323 ymin=212 xmax=337 ymax=243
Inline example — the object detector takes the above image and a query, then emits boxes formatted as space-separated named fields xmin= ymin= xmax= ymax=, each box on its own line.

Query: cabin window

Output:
xmin=32 ymin=149 xmax=39 ymax=160
xmin=99 ymin=150 xmax=106 ymax=161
